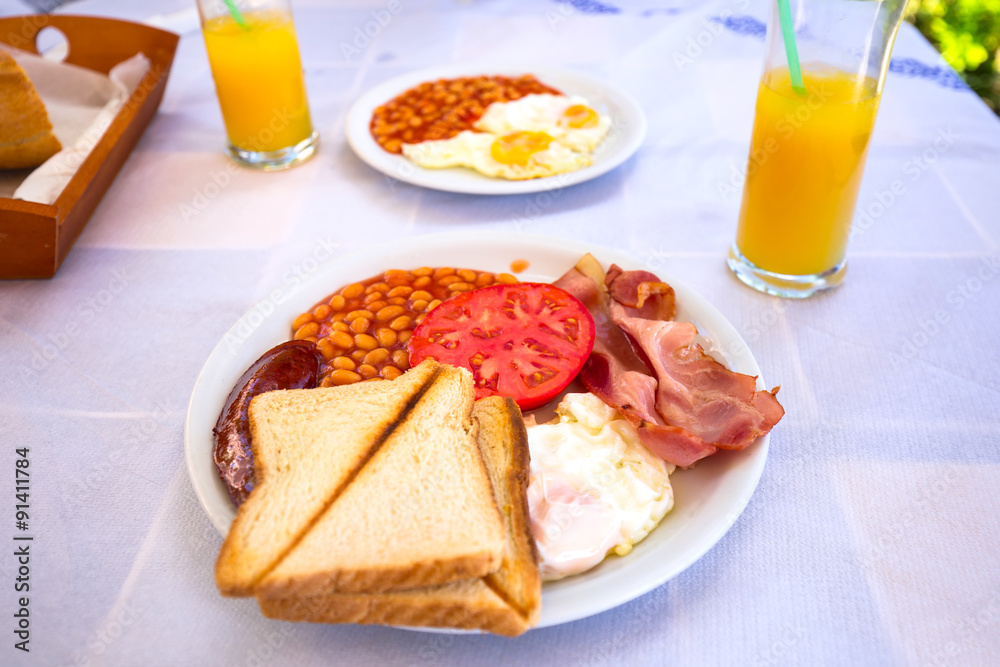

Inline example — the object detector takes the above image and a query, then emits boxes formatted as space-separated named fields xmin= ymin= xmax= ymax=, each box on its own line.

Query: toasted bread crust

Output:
xmin=475 ymin=397 xmax=542 ymax=626
xmin=258 ymin=579 xmax=530 ymax=637
xmin=258 ymin=551 xmax=503 ymax=599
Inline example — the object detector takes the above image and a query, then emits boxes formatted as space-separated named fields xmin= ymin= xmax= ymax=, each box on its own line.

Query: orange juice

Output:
xmin=202 ymin=9 xmax=313 ymax=152
xmin=735 ymin=67 xmax=880 ymax=276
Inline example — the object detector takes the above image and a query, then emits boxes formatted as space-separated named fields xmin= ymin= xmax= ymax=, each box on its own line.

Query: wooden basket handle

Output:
xmin=0 ymin=15 xmax=178 ymax=75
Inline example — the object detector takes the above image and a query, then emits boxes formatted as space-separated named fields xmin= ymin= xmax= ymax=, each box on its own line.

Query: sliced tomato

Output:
xmin=407 ymin=282 xmax=596 ymax=410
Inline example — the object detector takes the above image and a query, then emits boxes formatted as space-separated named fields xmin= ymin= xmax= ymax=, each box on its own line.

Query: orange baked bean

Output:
xmin=392 ymin=350 xmax=410 ymax=369
xmin=355 ymin=333 xmax=378 ymax=351
xmin=292 ymin=313 xmax=314 ymax=330
xmin=294 ymin=322 xmax=319 ymax=340
xmin=376 ymin=305 xmax=406 ymax=322
xmin=342 ymin=283 xmax=364 ymax=299
xmin=329 ymin=369 xmax=362 ymax=385
xmin=389 ymin=315 xmax=412 ymax=331
xmin=350 ymin=318 xmax=371 ymax=334
xmin=332 ymin=356 xmax=356 ymax=370
xmin=330 ymin=331 xmax=354 ymax=349
xmin=384 ymin=270 xmax=413 ymax=286
xmin=410 ymin=290 xmax=433 ymax=302
xmin=433 ymin=267 xmax=455 ymax=279
xmin=363 ymin=348 xmax=391 ymax=366
xmin=345 ymin=310 xmax=373 ymax=323
xmin=316 ymin=339 xmax=337 ymax=361
xmin=376 ymin=327 xmax=397 ymax=348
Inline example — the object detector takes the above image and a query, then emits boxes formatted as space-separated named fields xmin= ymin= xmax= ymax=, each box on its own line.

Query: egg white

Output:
xmin=401 ymin=130 xmax=591 ymax=180
xmin=526 ymin=393 xmax=675 ymax=580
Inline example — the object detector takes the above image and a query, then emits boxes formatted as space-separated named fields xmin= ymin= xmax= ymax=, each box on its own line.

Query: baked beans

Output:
xmin=370 ymin=75 xmax=563 ymax=154
xmin=292 ymin=268 xmax=519 ymax=387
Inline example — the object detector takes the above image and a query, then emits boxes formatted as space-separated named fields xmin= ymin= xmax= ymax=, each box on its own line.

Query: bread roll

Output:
xmin=0 ymin=50 xmax=62 ymax=170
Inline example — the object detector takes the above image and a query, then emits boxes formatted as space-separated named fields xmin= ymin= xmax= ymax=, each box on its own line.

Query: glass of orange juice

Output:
xmin=197 ymin=0 xmax=318 ymax=170
xmin=727 ymin=0 xmax=908 ymax=298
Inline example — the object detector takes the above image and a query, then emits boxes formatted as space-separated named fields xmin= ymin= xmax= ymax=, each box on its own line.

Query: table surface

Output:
xmin=2 ymin=0 xmax=999 ymax=665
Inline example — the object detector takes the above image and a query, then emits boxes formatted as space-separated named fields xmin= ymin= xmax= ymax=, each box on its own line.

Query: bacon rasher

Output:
xmin=553 ymin=255 xmax=783 ymax=467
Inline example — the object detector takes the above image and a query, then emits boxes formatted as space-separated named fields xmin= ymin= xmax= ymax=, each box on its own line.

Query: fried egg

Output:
xmin=402 ymin=129 xmax=591 ymax=180
xmin=526 ymin=392 xmax=675 ymax=581
xmin=475 ymin=94 xmax=611 ymax=153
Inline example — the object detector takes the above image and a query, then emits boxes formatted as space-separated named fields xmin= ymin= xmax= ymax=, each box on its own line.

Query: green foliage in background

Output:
xmin=906 ymin=0 xmax=1000 ymax=113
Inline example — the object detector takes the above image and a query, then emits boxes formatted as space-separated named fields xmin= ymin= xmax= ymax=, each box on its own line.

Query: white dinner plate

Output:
xmin=344 ymin=64 xmax=647 ymax=195
xmin=185 ymin=231 xmax=770 ymax=631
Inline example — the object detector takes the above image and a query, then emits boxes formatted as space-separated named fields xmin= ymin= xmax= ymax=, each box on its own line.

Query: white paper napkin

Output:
xmin=0 ymin=48 xmax=150 ymax=204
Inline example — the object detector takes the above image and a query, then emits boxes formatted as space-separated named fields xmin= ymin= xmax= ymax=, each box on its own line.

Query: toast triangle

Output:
xmin=215 ymin=359 xmax=441 ymax=596
xmin=256 ymin=366 xmax=506 ymax=597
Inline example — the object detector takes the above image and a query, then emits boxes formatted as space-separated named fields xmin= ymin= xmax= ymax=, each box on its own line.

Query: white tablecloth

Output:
xmin=1 ymin=0 xmax=999 ymax=665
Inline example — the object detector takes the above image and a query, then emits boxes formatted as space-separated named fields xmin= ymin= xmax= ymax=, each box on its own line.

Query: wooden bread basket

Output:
xmin=0 ymin=15 xmax=179 ymax=279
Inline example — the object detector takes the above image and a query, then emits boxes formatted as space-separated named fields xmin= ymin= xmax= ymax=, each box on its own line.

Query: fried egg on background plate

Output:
xmin=526 ymin=393 xmax=675 ymax=581
xmin=401 ymin=94 xmax=610 ymax=180
xmin=475 ymin=94 xmax=612 ymax=153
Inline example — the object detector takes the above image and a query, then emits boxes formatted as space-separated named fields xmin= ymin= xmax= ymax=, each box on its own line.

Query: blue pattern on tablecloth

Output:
xmin=553 ymin=0 xmax=622 ymax=15
xmin=710 ymin=14 xmax=767 ymax=38
xmin=889 ymin=57 xmax=969 ymax=90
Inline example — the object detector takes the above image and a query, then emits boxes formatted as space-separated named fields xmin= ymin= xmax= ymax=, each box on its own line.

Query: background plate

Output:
xmin=344 ymin=64 xmax=647 ymax=195
xmin=185 ymin=231 xmax=769 ymax=630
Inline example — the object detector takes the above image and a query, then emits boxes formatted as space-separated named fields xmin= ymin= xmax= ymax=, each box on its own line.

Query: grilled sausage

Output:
xmin=213 ymin=340 xmax=322 ymax=506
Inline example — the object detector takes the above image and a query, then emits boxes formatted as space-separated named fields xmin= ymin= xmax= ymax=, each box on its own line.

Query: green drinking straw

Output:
xmin=223 ymin=0 xmax=249 ymax=29
xmin=776 ymin=0 xmax=806 ymax=96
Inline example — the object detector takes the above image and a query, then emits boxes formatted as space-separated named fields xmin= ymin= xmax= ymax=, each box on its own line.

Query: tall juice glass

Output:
xmin=727 ymin=0 xmax=907 ymax=298
xmin=197 ymin=0 xmax=318 ymax=169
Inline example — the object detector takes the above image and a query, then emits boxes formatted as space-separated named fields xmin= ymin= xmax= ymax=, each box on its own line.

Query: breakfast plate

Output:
xmin=185 ymin=231 xmax=769 ymax=630
xmin=344 ymin=64 xmax=647 ymax=195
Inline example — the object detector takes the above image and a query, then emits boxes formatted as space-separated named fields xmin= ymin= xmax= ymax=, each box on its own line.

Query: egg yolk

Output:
xmin=562 ymin=104 xmax=599 ymax=129
xmin=490 ymin=131 xmax=554 ymax=166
